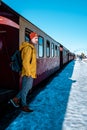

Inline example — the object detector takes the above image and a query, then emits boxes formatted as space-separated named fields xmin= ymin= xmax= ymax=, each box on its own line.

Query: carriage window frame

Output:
xmin=63 ymin=49 xmax=67 ymax=56
xmin=57 ymin=46 xmax=60 ymax=56
xmin=51 ymin=43 xmax=54 ymax=57
xmin=38 ymin=36 xmax=44 ymax=58
xmin=55 ymin=45 xmax=57 ymax=57
xmin=46 ymin=40 xmax=50 ymax=57
xmin=25 ymin=28 xmax=32 ymax=42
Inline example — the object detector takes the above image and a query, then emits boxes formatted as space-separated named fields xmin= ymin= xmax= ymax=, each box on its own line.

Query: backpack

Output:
xmin=10 ymin=47 xmax=33 ymax=72
xmin=10 ymin=50 xmax=22 ymax=72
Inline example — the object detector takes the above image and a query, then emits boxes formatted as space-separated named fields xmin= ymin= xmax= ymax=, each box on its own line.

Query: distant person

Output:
xmin=80 ymin=55 xmax=82 ymax=60
xmin=10 ymin=32 xmax=38 ymax=112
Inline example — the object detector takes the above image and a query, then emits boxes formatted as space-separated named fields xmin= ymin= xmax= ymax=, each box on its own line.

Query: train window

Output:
xmin=25 ymin=28 xmax=32 ymax=42
xmin=46 ymin=40 xmax=50 ymax=57
xmin=63 ymin=50 xmax=67 ymax=56
xmin=55 ymin=45 xmax=57 ymax=56
xmin=25 ymin=35 xmax=29 ymax=42
xmin=38 ymin=36 xmax=44 ymax=57
xmin=51 ymin=43 xmax=54 ymax=57
xmin=57 ymin=47 xmax=60 ymax=56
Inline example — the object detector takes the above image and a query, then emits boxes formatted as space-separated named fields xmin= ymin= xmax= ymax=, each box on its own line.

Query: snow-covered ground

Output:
xmin=4 ymin=59 xmax=87 ymax=130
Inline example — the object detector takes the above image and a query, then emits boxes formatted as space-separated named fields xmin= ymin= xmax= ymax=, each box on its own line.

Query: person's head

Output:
xmin=29 ymin=32 xmax=38 ymax=45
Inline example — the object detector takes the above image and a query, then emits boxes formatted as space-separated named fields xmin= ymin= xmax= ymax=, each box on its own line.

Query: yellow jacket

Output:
xmin=19 ymin=42 xmax=37 ymax=78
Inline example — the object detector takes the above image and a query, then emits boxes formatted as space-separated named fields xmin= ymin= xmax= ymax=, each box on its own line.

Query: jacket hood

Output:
xmin=19 ymin=42 xmax=34 ymax=51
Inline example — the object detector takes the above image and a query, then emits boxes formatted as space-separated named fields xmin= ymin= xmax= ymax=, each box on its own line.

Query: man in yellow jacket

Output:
xmin=10 ymin=32 xmax=38 ymax=112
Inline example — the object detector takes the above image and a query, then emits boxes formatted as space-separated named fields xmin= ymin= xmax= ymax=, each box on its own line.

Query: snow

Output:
xmin=5 ymin=59 xmax=87 ymax=130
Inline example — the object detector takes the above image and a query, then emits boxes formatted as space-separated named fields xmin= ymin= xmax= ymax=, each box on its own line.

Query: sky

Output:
xmin=2 ymin=0 xmax=87 ymax=55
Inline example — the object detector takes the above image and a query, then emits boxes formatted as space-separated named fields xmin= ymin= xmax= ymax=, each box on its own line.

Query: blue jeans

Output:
xmin=16 ymin=76 xmax=33 ymax=106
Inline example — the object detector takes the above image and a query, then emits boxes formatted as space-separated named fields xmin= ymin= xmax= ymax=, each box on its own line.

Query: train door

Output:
xmin=60 ymin=45 xmax=63 ymax=67
xmin=0 ymin=26 xmax=19 ymax=90
xmin=67 ymin=52 xmax=69 ymax=62
xmin=0 ymin=2 xmax=20 ymax=91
